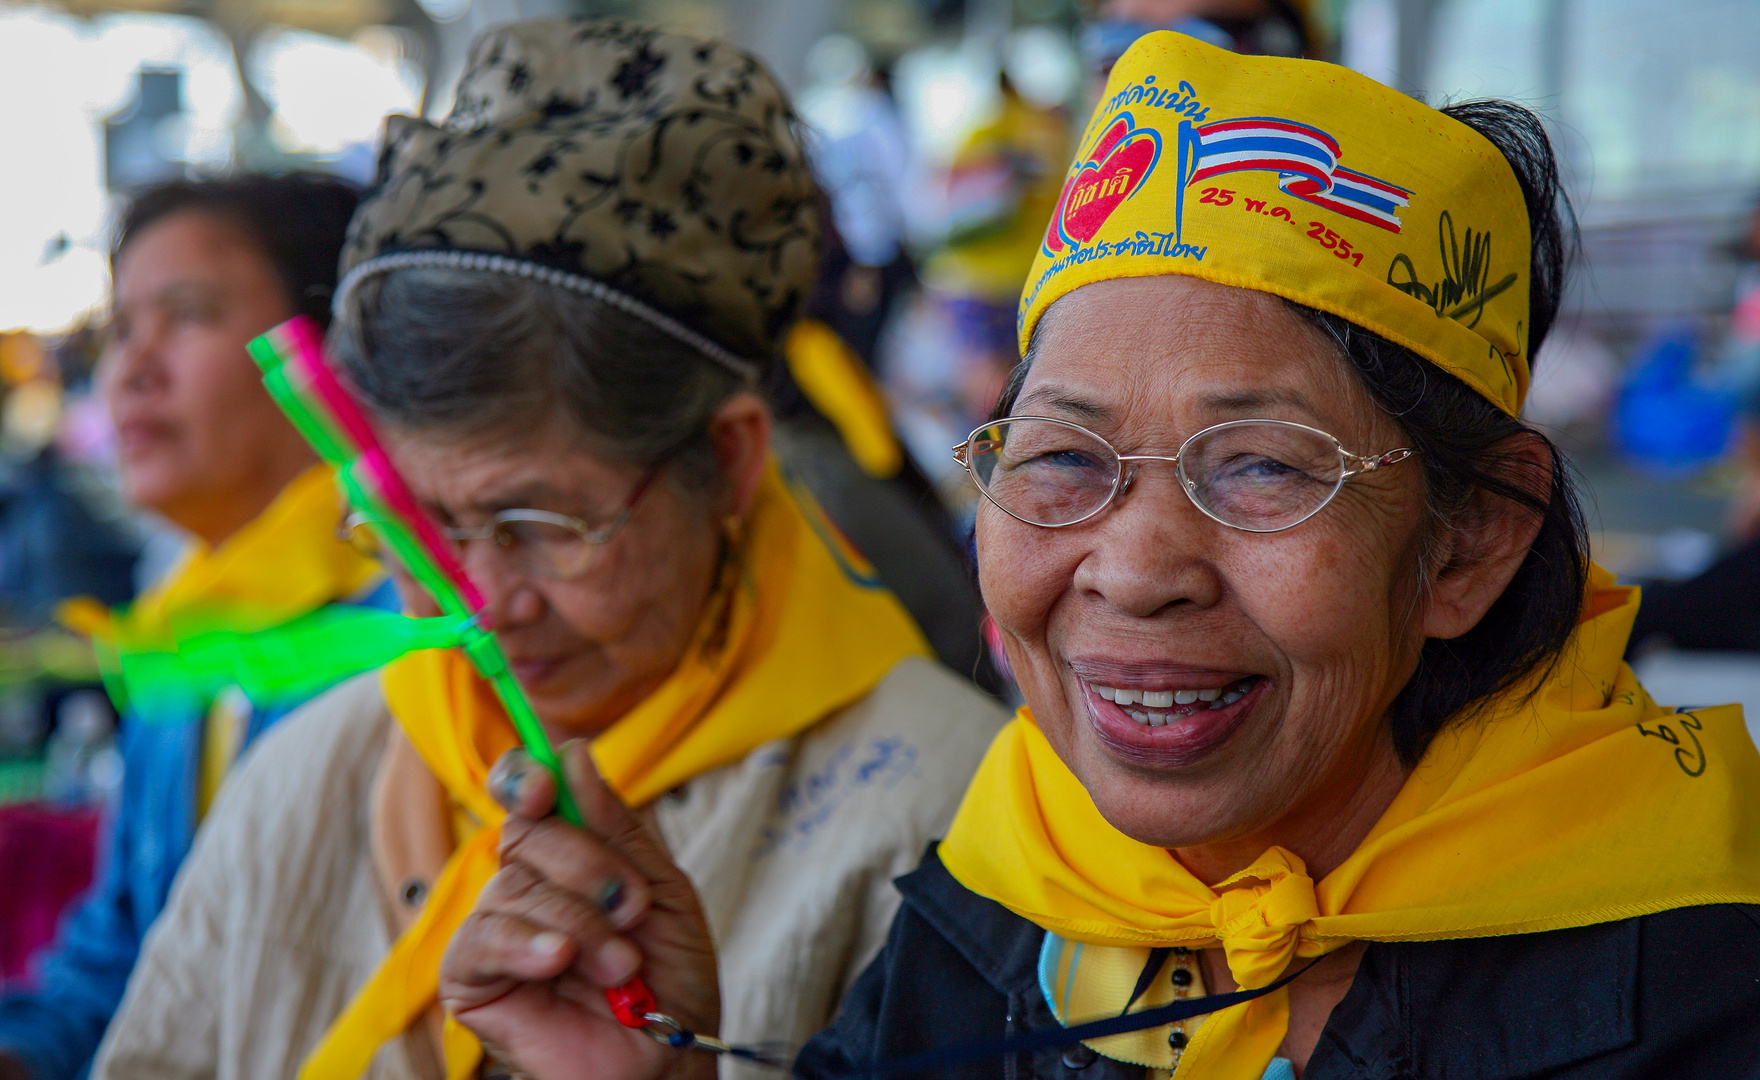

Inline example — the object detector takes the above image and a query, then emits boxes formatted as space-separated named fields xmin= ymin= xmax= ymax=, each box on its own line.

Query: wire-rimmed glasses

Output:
xmin=340 ymin=459 xmax=668 ymax=580
xmin=954 ymin=416 xmax=1416 ymax=533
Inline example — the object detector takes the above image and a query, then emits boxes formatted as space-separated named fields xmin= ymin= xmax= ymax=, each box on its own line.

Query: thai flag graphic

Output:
xmin=1186 ymin=117 xmax=1410 ymax=233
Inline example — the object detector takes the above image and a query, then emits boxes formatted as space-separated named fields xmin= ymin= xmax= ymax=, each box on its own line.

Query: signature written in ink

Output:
xmin=756 ymin=736 xmax=922 ymax=856
xmin=1636 ymin=710 xmax=1707 ymax=777
xmin=1386 ymin=210 xmax=1518 ymax=328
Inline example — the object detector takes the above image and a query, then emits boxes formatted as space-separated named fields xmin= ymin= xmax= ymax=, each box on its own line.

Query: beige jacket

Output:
xmin=93 ymin=656 xmax=1007 ymax=1080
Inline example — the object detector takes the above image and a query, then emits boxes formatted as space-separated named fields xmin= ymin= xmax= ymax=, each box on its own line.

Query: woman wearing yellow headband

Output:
xmin=436 ymin=32 xmax=1760 ymax=1080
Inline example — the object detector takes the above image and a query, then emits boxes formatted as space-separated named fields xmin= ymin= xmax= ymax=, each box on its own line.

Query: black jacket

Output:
xmin=796 ymin=847 xmax=1760 ymax=1079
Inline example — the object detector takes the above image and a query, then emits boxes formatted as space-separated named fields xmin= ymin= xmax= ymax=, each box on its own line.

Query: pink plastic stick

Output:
xmin=284 ymin=337 xmax=381 ymax=461
xmin=357 ymin=448 xmax=487 ymax=612
xmin=277 ymin=325 xmax=487 ymax=613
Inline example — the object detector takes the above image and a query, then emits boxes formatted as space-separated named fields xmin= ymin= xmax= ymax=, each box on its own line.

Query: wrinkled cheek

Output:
xmin=548 ymin=571 xmax=664 ymax=658
xmin=1232 ymin=549 xmax=1405 ymax=750
xmin=975 ymin=511 xmax=1075 ymax=690
xmin=556 ymin=517 xmax=718 ymax=680
xmin=1235 ymin=525 xmax=1399 ymax=656
xmin=976 ymin=512 xmax=1051 ymax=630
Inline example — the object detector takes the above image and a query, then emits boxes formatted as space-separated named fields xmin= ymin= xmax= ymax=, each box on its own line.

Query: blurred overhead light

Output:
xmin=1005 ymin=25 xmax=1076 ymax=109
xmin=413 ymin=0 xmax=471 ymax=23
xmin=249 ymin=24 xmax=420 ymax=156
xmin=0 ymin=8 xmax=240 ymax=332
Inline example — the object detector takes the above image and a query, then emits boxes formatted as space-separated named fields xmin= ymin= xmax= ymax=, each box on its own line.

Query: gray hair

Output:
xmin=330 ymin=266 xmax=761 ymax=490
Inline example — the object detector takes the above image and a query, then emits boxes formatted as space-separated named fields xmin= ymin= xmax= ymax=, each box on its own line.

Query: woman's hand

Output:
xmin=440 ymin=742 xmax=721 ymax=1080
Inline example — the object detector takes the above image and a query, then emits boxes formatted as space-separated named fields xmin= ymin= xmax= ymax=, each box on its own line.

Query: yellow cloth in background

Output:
xmin=940 ymin=564 xmax=1760 ymax=1080
xmin=93 ymin=463 xmax=378 ymax=649
xmin=928 ymin=86 xmax=1074 ymax=305
xmin=62 ymin=463 xmax=378 ymax=817
xmin=301 ymin=463 xmax=930 ymax=1080
xmin=784 ymin=319 xmax=903 ymax=479
xmin=195 ymin=685 xmax=250 ymax=817
xmin=1019 ymin=32 xmax=1533 ymax=415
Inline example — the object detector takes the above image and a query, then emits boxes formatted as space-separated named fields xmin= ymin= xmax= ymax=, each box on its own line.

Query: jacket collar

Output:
xmin=897 ymin=844 xmax=1643 ymax=1080
xmin=895 ymin=843 xmax=1046 ymax=1004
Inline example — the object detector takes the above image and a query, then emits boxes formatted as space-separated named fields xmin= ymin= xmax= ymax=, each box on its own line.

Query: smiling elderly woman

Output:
xmin=432 ymin=32 xmax=1760 ymax=1080
xmin=90 ymin=22 xmax=1007 ymax=1080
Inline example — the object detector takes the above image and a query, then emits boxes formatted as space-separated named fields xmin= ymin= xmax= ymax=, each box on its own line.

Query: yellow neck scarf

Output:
xmin=303 ymin=464 xmax=930 ymax=1080
xmin=65 ymin=462 xmax=380 ymax=690
xmin=939 ymin=565 xmax=1760 ymax=1080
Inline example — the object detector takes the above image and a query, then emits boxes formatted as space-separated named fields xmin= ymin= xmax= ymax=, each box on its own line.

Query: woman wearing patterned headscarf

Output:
xmin=91 ymin=21 xmax=1007 ymax=1080
xmin=436 ymin=30 xmax=1760 ymax=1080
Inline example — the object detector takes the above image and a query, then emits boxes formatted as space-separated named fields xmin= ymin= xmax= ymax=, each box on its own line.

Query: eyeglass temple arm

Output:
xmin=1341 ymin=447 xmax=1417 ymax=478
xmin=580 ymin=458 xmax=670 ymax=543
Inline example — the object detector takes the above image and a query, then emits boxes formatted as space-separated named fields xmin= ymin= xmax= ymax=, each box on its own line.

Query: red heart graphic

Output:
xmin=1045 ymin=119 xmax=1131 ymax=254
xmin=1060 ymin=133 xmax=1157 ymax=245
xmin=1086 ymin=117 xmax=1132 ymax=166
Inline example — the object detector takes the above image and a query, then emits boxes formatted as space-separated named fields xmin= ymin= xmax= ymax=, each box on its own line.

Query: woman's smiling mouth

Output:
xmin=1072 ymin=668 xmax=1266 ymax=768
xmin=1089 ymin=676 xmax=1258 ymax=723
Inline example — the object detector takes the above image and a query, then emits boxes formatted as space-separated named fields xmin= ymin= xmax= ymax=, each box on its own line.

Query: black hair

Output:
xmin=1000 ymin=99 xmax=1585 ymax=765
xmin=113 ymin=173 xmax=361 ymax=331
xmin=331 ymin=267 xmax=753 ymax=491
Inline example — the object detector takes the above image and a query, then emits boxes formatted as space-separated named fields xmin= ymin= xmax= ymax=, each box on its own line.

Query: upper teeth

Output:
xmin=1090 ymin=677 xmax=1254 ymax=722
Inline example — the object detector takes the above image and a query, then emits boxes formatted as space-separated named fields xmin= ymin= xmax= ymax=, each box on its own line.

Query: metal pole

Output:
xmin=1392 ymin=0 xmax=1438 ymax=101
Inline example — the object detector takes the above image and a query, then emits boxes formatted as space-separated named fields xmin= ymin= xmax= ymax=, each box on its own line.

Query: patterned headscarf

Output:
xmin=338 ymin=19 xmax=821 ymax=374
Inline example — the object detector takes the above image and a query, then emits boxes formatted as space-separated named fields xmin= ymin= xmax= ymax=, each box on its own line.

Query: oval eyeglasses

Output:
xmin=339 ymin=459 xmax=668 ymax=580
xmin=953 ymin=416 xmax=1417 ymax=533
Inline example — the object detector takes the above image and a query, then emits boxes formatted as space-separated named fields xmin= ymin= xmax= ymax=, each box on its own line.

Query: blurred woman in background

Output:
xmin=93 ymin=22 xmax=1006 ymax=1080
xmin=0 ymin=175 xmax=390 ymax=1080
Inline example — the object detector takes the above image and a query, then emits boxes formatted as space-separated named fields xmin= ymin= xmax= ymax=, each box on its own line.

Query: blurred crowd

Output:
xmin=0 ymin=1 xmax=1757 ymax=1078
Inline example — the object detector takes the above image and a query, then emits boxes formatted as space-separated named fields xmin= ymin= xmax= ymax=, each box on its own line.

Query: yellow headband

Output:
xmin=1019 ymin=33 xmax=1532 ymax=415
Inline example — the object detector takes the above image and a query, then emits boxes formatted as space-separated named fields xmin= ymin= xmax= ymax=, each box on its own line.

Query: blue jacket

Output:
xmin=0 ymin=579 xmax=397 ymax=1080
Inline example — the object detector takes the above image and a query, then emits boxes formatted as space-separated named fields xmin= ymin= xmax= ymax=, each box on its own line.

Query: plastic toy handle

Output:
xmin=253 ymin=319 xmax=666 ymax=1048
xmin=252 ymin=317 xmax=582 ymax=827
xmin=605 ymin=977 xmax=659 ymax=1028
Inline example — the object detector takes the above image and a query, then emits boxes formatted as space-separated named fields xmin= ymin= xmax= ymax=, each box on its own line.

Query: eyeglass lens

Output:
xmin=488 ymin=517 xmax=597 ymax=579
xmin=343 ymin=515 xmax=598 ymax=579
xmin=967 ymin=418 xmax=1348 ymax=531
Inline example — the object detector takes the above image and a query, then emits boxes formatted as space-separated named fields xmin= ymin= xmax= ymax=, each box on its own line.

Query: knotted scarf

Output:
xmin=939 ymin=565 xmax=1760 ymax=1079
xmin=301 ymin=464 xmax=930 ymax=1079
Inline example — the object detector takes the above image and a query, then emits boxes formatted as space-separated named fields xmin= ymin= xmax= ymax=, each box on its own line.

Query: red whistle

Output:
xmin=605 ymin=977 xmax=659 ymax=1028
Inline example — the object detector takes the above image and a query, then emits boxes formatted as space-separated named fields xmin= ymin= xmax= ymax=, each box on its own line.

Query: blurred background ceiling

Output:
xmin=0 ymin=0 xmax=1759 ymax=697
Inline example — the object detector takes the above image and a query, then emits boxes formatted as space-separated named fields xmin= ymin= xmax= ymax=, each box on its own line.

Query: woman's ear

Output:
xmin=1419 ymin=433 xmax=1553 ymax=641
xmin=706 ymin=392 xmax=772 ymax=520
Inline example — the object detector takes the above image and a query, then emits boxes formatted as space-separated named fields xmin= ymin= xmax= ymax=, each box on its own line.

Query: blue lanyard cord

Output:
xmin=1123 ymin=946 xmax=1177 ymax=1014
xmin=855 ymin=957 xmax=1319 ymax=1078
xmin=644 ymin=957 xmax=1320 ymax=1076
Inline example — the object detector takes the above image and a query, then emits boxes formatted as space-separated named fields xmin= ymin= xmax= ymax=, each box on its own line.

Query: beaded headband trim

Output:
xmin=334 ymin=249 xmax=763 ymax=385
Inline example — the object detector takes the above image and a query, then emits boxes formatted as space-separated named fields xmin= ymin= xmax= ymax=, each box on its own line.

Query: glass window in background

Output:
xmin=1426 ymin=0 xmax=1760 ymax=206
xmin=1426 ymin=0 xmax=1760 ymax=736
xmin=0 ymin=10 xmax=425 ymax=340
